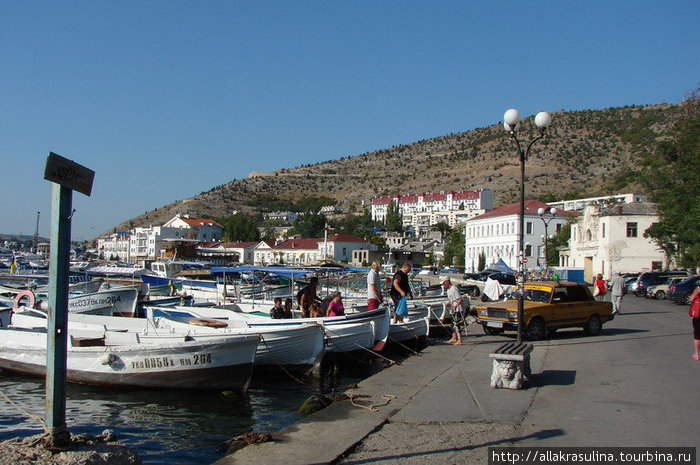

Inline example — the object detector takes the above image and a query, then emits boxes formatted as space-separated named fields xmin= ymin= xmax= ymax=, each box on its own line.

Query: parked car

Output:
xmin=634 ymin=271 xmax=690 ymax=297
xmin=474 ymin=281 xmax=613 ymax=340
xmin=645 ymin=276 xmax=684 ymax=299
xmin=668 ymin=275 xmax=700 ymax=305
xmin=483 ymin=272 xmax=516 ymax=285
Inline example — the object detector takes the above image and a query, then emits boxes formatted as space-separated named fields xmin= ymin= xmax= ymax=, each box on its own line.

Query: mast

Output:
xmin=34 ymin=211 xmax=40 ymax=253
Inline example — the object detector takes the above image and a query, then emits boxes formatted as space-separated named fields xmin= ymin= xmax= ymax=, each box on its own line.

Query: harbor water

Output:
xmin=0 ymin=357 xmax=389 ymax=465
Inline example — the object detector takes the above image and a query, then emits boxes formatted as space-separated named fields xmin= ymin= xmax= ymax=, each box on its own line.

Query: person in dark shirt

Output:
xmin=298 ymin=277 xmax=322 ymax=318
xmin=270 ymin=297 xmax=285 ymax=319
xmin=281 ymin=298 xmax=294 ymax=319
xmin=389 ymin=263 xmax=413 ymax=323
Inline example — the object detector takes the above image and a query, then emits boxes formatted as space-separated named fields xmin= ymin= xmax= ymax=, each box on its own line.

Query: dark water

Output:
xmin=0 ymin=355 xmax=395 ymax=465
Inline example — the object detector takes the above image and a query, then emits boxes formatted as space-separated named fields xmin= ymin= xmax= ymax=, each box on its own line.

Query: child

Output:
xmin=308 ymin=302 xmax=325 ymax=318
xmin=281 ymin=298 xmax=294 ymax=319
xmin=270 ymin=297 xmax=284 ymax=319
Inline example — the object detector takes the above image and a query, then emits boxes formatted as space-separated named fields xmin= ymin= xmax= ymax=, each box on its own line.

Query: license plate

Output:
xmin=487 ymin=321 xmax=503 ymax=328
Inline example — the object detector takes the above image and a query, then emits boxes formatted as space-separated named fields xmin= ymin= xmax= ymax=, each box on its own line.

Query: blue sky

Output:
xmin=1 ymin=1 xmax=698 ymax=241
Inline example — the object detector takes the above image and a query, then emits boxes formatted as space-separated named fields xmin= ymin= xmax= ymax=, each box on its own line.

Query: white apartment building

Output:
xmin=464 ymin=200 xmax=569 ymax=273
xmin=162 ymin=215 xmax=223 ymax=242
xmin=127 ymin=215 xmax=223 ymax=261
xmin=558 ymin=202 xmax=665 ymax=280
xmin=97 ymin=232 xmax=131 ymax=262
xmin=371 ymin=188 xmax=494 ymax=230
xmin=548 ymin=193 xmax=646 ymax=212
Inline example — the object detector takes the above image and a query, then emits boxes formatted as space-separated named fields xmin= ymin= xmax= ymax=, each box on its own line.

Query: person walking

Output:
xmin=367 ymin=261 xmax=383 ymax=310
xmin=594 ymin=273 xmax=608 ymax=302
xmin=689 ymin=285 xmax=700 ymax=361
xmin=610 ymin=271 xmax=625 ymax=315
xmin=389 ymin=263 xmax=413 ymax=323
xmin=443 ymin=278 xmax=466 ymax=345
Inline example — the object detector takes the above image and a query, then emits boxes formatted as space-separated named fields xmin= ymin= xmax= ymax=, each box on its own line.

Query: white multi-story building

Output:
xmin=464 ymin=200 xmax=569 ymax=273
xmin=548 ymin=193 xmax=646 ymax=212
xmin=558 ymin=202 xmax=665 ymax=280
xmin=371 ymin=188 xmax=493 ymax=231
xmin=127 ymin=215 xmax=223 ymax=261
xmin=97 ymin=232 xmax=131 ymax=262
xmin=162 ymin=215 xmax=223 ymax=242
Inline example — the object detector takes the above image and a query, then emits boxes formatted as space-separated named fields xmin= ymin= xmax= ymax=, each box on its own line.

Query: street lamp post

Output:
xmin=503 ymin=109 xmax=552 ymax=343
xmin=537 ymin=207 xmax=557 ymax=271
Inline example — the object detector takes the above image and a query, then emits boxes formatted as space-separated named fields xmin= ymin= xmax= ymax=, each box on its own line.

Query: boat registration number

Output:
xmin=487 ymin=321 xmax=503 ymax=328
xmin=129 ymin=353 xmax=212 ymax=370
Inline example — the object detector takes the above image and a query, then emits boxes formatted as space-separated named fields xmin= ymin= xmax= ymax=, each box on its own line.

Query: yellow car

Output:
xmin=475 ymin=281 xmax=613 ymax=340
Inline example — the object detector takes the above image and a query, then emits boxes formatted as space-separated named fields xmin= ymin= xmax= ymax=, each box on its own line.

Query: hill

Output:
xmin=110 ymin=103 xmax=684 ymax=235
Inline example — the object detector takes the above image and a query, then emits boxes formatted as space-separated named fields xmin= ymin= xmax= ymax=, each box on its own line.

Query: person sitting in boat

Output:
xmin=298 ymin=277 xmax=322 ymax=318
xmin=326 ymin=291 xmax=345 ymax=317
xmin=270 ymin=297 xmax=285 ymax=319
xmin=308 ymin=301 xmax=325 ymax=318
xmin=281 ymin=298 xmax=294 ymax=319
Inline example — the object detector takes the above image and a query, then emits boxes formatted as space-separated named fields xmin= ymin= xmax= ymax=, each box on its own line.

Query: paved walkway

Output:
xmin=216 ymin=295 xmax=699 ymax=465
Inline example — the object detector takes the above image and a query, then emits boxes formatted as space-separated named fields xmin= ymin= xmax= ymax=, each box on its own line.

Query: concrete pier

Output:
xmin=216 ymin=294 xmax=699 ymax=465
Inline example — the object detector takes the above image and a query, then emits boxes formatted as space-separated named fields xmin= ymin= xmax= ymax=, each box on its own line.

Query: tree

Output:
xmin=547 ymin=220 xmax=573 ymax=266
xmin=477 ymin=251 xmax=486 ymax=271
xmin=640 ymin=89 xmax=700 ymax=268
xmin=384 ymin=202 xmax=403 ymax=232
xmin=441 ymin=228 xmax=465 ymax=268
xmin=218 ymin=213 xmax=261 ymax=242
xmin=290 ymin=212 xmax=327 ymax=238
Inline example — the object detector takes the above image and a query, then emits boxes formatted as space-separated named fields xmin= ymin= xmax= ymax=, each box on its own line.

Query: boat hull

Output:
xmin=0 ymin=328 xmax=258 ymax=391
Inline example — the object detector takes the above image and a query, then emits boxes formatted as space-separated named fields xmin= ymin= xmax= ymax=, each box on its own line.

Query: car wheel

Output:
xmin=546 ymin=327 xmax=558 ymax=338
xmin=482 ymin=325 xmax=505 ymax=336
xmin=584 ymin=315 xmax=603 ymax=336
xmin=655 ymin=290 xmax=666 ymax=300
xmin=683 ymin=295 xmax=691 ymax=305
xmin=524 ymin=318 xmax=546 ymax=341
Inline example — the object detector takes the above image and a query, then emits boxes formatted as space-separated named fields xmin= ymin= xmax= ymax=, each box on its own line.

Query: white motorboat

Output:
xmin=0 ymin=323 xmax=259 ymax=391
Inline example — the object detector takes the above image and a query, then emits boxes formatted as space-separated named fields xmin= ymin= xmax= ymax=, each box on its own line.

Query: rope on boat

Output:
xmin=320 ymin=325 xmax=396 ymax=366
xmin=0 ymin=389 xmax=49 ymax=433
xmin=256 ymin=333 xmax=315 ymax=388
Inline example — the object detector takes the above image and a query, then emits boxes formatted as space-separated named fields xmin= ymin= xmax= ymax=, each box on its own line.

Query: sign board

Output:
xmin=44 ymin=152 xmax=95 ymax=197
xmin=523 ymin=258 xmax=528 ymax=263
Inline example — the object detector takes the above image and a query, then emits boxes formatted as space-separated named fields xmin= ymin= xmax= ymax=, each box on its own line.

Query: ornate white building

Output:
xmin=558 ymin=202 xmax=665 ymax=280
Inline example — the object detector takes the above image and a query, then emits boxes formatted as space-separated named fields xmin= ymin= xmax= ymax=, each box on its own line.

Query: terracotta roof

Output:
xmin=471 ymin=200 xmax=572 ymax=220
xmin=274 ymin=238 xmax=322 ymax=250
xmin=178 ymin=217 xmax=223 ymax=228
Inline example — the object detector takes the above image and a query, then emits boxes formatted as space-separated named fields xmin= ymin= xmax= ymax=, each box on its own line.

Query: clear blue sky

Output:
xmin=1 ymin=1 xmax=698 ymax=241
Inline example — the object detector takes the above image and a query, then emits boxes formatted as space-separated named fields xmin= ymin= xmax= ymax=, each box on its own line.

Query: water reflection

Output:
xmin=0 ymin=371 xmax=312 ymax=465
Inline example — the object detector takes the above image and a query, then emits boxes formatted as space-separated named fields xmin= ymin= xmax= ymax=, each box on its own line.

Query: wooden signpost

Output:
xmin=43 ymin=152 xmax=94 ymax=446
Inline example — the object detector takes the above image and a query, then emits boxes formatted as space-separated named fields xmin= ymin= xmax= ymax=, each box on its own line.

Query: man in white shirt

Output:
xmin=444 ymin=278 xmax=466 ymax=345
xmin=367 ymin=261 xmax=383 ymax=310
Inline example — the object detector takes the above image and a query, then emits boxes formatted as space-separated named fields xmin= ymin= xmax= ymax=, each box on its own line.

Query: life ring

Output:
xmin=13 ymin=290 xmax=37 ymax=310
xmin=188 ymin=318 xmax=228 ymax=328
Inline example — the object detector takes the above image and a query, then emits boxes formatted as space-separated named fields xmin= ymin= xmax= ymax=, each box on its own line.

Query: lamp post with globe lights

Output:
xmin=537 ymin=207 xmax=558 ymax=272
xmin=503 ymin=109 xmax=552 ymax=343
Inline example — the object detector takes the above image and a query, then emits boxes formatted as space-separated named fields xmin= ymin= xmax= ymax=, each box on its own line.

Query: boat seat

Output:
xmin=104 ymin=330 xmax=140 ymax=345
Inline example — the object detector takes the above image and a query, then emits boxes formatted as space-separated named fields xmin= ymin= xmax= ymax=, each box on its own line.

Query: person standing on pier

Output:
xmin=367 ymin=261 xmax=383 ymax=310
xmin=443 ymin=278 xmax=466 ymax=345
xmin=390 ymin=263 xmax=413 ymax=323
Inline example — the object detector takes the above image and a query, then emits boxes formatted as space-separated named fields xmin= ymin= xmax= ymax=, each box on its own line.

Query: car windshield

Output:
xmin=507 ymin=288 xmax=551 ymax=303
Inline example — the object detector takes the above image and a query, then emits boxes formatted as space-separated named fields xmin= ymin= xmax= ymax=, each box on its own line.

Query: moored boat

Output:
xmin=0 ymin=324 xmax=259 ymax=391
